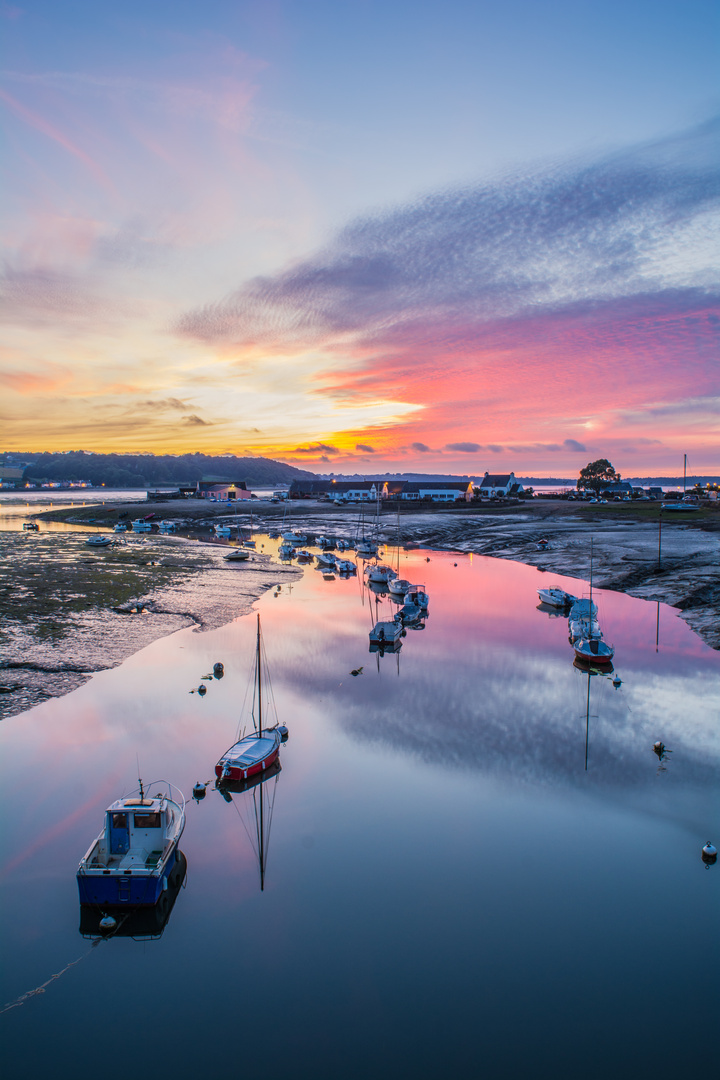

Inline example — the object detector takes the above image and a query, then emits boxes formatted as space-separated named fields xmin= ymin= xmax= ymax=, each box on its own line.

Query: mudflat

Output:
xmin=2 ymin=496 xmax=717 ymax=720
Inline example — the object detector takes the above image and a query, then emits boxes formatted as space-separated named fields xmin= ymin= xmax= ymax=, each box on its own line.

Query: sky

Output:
xmin=1 ymin=0 xmax=718 ymax=477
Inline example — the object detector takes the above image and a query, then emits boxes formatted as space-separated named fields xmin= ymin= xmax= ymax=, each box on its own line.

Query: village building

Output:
xmin=384 ymin=480 xmax=474 ymax=502
xmin=196 ymin=479 xmax=251 ymax=500
xmin=475 ymin=472 xmax=522 ymax=498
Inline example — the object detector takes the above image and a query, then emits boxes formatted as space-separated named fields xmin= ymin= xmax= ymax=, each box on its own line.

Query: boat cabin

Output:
xmin=92 ymin=795 xmax=174 ymax=870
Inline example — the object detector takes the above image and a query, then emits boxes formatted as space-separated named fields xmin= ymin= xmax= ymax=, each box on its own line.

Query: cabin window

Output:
xmin=134 ymin=812 xmax=161 ymax=829
xmin=111 ymin=813 xmax=128 ymax=829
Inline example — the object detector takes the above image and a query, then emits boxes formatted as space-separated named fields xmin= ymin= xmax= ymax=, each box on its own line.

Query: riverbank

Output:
xmin=0 ymin=529 xmax=300 ymax=720
xmin=3 ymin=497 xmax=717 ymax=720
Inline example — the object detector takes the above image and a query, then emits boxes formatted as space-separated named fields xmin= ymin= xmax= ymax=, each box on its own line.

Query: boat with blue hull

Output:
xmin=77 ymin=780 xmax=185 ymax=907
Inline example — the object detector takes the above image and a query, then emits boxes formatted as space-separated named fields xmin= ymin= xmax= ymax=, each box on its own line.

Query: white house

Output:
xmin=475 ymin=472 xmax=521 ymax=498
xmin=388 ymin=480 xmax=474 ymax=502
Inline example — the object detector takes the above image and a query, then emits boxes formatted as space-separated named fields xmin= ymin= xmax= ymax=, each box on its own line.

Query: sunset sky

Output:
xmin=1 ymin=0 xmax=718 ymax=476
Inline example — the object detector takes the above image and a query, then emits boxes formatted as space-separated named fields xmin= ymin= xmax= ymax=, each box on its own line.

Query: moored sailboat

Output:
xmin=215 ymin=615 xmax=286 ymax=784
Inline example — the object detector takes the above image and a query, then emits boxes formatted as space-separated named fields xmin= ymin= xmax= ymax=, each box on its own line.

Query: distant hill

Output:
xmin=20 ymin=452 xmax=315 ymax=488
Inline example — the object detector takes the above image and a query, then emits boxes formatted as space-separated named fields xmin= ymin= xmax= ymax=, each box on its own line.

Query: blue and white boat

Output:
xmin=77 ymin=780 xmax=185 ymax=907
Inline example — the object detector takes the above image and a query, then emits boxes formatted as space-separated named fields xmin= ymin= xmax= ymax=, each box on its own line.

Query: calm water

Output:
xmin=1 ymin=542 xmax=717 ymax=1079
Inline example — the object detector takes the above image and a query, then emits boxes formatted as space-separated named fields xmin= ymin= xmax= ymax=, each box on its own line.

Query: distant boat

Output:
xmin=369 ymin=619 xmax=403 ymax=649
xmin=335 ymin=559 xmax=357 ymax=574
xmin=131 ymin=519 xmax=153 ymax=532
xmin=223 ymin=548 xmax=251 ymax=562
xmin=573 ymin=541 xmax=614 ymax=665
xmin=215 ymin=615 xmax=285 ymax=784
xmin=214 ymin=524 xmax=233 ymax=537
xmin=537 ymin=587 xmax=575 ymax=608
xmin=388 ymin=577 xmax=411 ymax=597
xmin=77 ymin=779 xmax=185 ymax=907
xmin=404 ymin=584 xmax=429 ymax=609
xmin=22 ymin=522 xmax=39 ymax=531
xmin=85 ymin=535 xmax=112 ymax=547
xmin=365 ymin=562 xmax=396 ymax=586
xmin=158 ymin=520 xmax=176 ymax=532
xmin=113 ymin=523 xmax=128 ymax=532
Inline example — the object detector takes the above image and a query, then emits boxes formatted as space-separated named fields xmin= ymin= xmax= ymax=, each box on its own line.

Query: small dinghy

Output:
xmin=388 ymin=577 xmax=411 ymax=596
xmin=77 ymin=780 xmax=185 ymax=907
xmin=215 ymin=615 xmax=285 ymax=784
xmin=131 ymin=519 xmax=153 ymax=532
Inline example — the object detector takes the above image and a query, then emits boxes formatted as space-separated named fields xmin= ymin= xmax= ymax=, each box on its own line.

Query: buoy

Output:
xmin=702 ymin=842 xmax=717 ymax=865
xmin=193 ymin=782 xmax=206 ymax=800
xmin=278 ymin=725 xmax=289 ymax=742
xmin=99 ymin=915 xmax=117 ymax=933
xmin=612 ymin=676 xmax=622 ymax=688
xmin=213 ymin=662 xmax=224 ymax=677
xmin=197 ymin=684 xmax=207 ymax=696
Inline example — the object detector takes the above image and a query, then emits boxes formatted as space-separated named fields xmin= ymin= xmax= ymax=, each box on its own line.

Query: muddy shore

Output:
xmin=2 ymin=496 xmax=717 ymax=720
xmin=0 ymin=527 xmax=300 ymax=720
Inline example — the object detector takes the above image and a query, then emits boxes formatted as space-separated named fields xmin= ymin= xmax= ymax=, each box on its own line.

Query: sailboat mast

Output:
xmin=256 ymin=614 xmax=262 ymax=737
xmin=259 ymin=782 xmax=265 ymax=891
xmin=589 ymin=539 xmax=593 ymax=609
xmin=683 ymin=454 xmax=687 ymax=494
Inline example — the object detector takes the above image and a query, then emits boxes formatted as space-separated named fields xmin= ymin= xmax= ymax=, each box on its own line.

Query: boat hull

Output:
xmin=215 ymin=731 xmax=282 ymax=783
xmin=77 ymin=847 xmax=180 ymax=907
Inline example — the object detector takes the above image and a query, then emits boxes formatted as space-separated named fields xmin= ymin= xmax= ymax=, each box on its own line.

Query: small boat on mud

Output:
xmin=77 ymin=780 xmax=186 ymax=907
xmin=223 ymin=547 xmax=251 ymax=561
xmin=131 ymin=519 xmax=153 ymax=532
xmin=215 ymin=615 xmax=286 ymax=784
xmin=85 ymin=535 xmax=113 ymax=547
xmin=113 ymin=523 xmax=128 ymax=533
xmin=22 ymin=522 xmax=39 ymax=531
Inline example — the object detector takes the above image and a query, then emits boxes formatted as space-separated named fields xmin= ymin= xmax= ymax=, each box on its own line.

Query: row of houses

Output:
xmin=289 ymin=473 xmax=523 ymax=503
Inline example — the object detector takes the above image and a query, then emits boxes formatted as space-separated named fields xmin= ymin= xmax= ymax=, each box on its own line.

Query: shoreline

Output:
xmin=2 ymin=496 xmax=717 ymax=720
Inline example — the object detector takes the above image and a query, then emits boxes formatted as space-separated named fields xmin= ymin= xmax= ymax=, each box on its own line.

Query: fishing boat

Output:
xmin=76 ymin=780 xmax=186 ymax=907
xmin=278 ymin=541 xmax=295 ymax=558
xmin=214 ymin=524 xmax=233 ymax=537
xmin=336 ymin=559 xmax=357 ymax=575
xmin=131 ymin=519 xmax=153 ymax=532
xmin=215 ymin=615 xmax=286 ymax=784
xmin=85 ymin=535 xmax=113 ymax=547
xmin=79 ymin=851 xmax=187 ymax=940
xmin=315 ymin=552 xmax=337 ymax=569
xmin=158 ymin=520 xmax=176 ymax=532
xmin=537 ymin=587 xmax=575 ymax=608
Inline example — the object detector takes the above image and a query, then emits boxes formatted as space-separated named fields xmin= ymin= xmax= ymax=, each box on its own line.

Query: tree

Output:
xmin=577 ymin=459 xmax=620 ymax=493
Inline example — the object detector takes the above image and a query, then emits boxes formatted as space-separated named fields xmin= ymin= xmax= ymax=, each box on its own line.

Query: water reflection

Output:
xmin=216 ymin=760 xmax=282 ymax=891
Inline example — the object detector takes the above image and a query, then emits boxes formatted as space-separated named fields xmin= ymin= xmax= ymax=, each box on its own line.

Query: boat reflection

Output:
xmin=78 ymin=850 xmax=187 ymax=941
xmin=216 ymin=759 xmax=282 ymax=891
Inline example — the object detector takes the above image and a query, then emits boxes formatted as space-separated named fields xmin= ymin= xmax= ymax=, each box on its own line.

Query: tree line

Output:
xmin=22 ymin=452 xmax=315 ymax=488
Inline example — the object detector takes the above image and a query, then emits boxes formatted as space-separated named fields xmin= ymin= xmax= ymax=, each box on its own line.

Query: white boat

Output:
xmin=295 ymin=549 xmax=314 ymax=561
xmin=85 ymin=535 xmax=112 ymax=547
xmin=336 ymin=559 xmax=357 ymax=574
xmin=278 ymin=541 xmax=295 ymax=557
xmin=77 ymin=780 xmax=185 ymax=907
xmin=224 ymin=548 xmax=251 ymax=562
xmin=537 ymin=587 xmax=575 ymax=608
xmin=131 ymin=519 xmax=153 ymax=532
xmin=405 ymin=584 xmax=429 ymax=609
xmin=113 ymin=523 xmax=128 ymax=533
xmin=365 ymin=562 xmax=396 ymax=585
xmin=369 ymin=620 xmax=403 ymax=649
xmin=388 ymin=577 xmax=411 ymax=597
xmin=216 ymin=615 xmax=286 ymax=784
xmin=158 ymin=520 xmax=176 ymax=532
xmin=574 ymin=637 xmax=614 ymax=665
xmin=573 ymin=540 xmax=614 ymax=664
xmin=663 ymin=502 xmax=699 ymax=512
xmin=214 ymin=524 xmax=233 ymax=537
xmin=315 ymin=552 xmax=336 ymax=569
